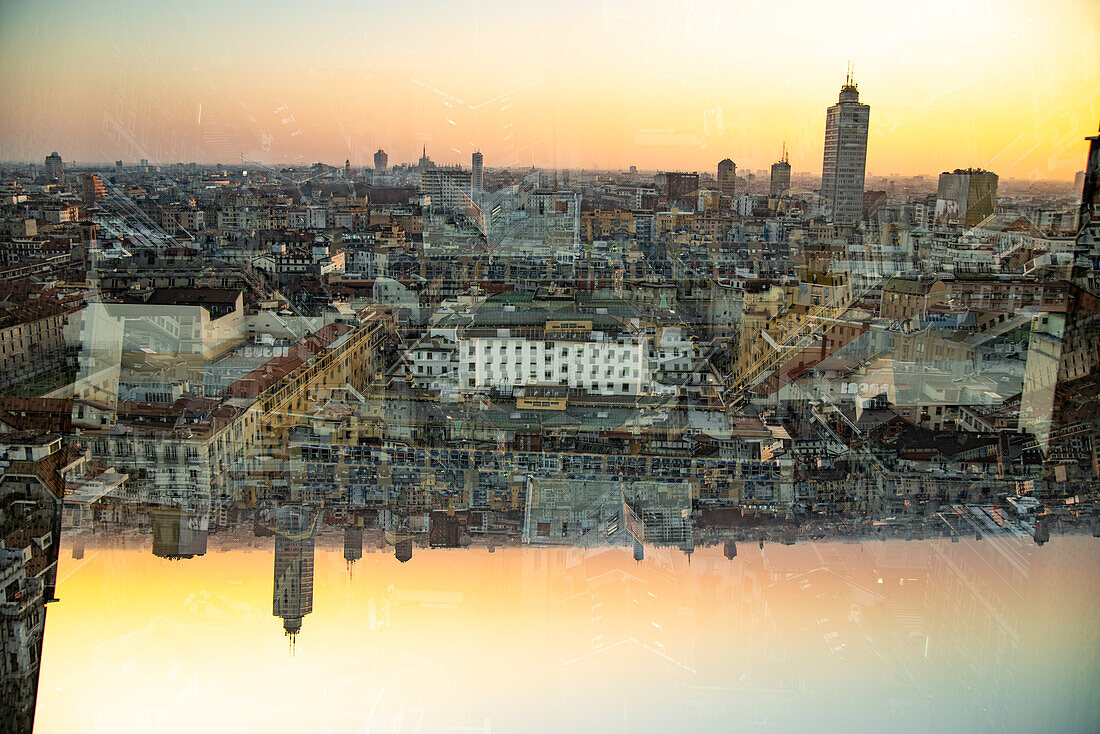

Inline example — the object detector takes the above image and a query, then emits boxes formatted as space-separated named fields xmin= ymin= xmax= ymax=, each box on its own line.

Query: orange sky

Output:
xmin=1 ymin=0 xmax=1097 ymax=179
xmin=35 ymin=537 xmax=1100 ymax=733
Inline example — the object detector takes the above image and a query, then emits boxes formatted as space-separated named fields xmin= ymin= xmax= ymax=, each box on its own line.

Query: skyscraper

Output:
xmin=374 ymin=149 xmax=388 ymax=172
xmin=471 ymin=150 xmax=484 ymax=193
xmin=770 ymin=144 xmax=791 ymax=197
xmin=820 ymin=70 xmax=870 ymax=224
xmin=273 ymin=505 xmax=318 ymax=639
xmin=717 ymin=158 xmax=736 ymax=199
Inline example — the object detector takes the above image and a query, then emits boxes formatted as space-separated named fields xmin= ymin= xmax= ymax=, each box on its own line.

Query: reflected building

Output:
xmin=151 ymin=508 xmax=209 ymax=560
xmin=394 ymin=538 xmax=413 ymax=563
xmin=0 ymin=432 xmax=75 ymax=734
xmin=343 ymin=524 xmax=363 ymax=569
xmin=0 ymin=548 xmax=44 ymax=734
xmin=272 ymin=505 xmax=319 ymax=639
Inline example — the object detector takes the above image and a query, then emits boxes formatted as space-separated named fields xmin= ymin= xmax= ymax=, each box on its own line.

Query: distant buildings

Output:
xmin=374 ymin=149 xmax=388 ymax=172
xmin=417 ymin=146 xmax=433 ymax=171
xmin=935 ymin=168 xmax=999 ymax=226
xmin=821 ymin=72 xmax=870 ymax=224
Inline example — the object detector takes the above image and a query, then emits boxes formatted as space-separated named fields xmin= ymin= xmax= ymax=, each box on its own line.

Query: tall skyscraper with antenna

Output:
xmin=770 ymin=143 xmax=791 ymax=196
xmin=821 ymin=67 xmax=870 ymax=224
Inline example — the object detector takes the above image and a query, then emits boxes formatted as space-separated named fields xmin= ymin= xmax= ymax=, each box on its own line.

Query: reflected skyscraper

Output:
xmin=344 ymin=524 xmax=363 ymax=570
xmin=272 ymin=505 xmax=319 ymax=639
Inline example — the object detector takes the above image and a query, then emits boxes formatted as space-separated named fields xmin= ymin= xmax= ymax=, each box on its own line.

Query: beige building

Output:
xmin=879 ymin=278 xmax=946 ymax=320
xmin=0 ymin=298 xmax=72 ymax=391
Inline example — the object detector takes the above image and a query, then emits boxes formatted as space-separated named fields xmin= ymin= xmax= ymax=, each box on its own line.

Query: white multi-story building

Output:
xmin=451 ymin=326 xmax=692 ymax=396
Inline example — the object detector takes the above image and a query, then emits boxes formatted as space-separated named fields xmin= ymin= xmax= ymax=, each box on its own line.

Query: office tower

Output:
xmin=717 ymin=158 xmax=736 ymax=198
xmin=770 ymin=144 xmax=791 ymax=196
xmin=471 ymin=150 xmax=484 ymax=193
xmin=273 ymin=505 xmax=318 ymax=638
xmin=821 ymin=70 xmax=870 ymax=224
xmin=114 ymin=160 xmax=123 ymax=176
xmin=139 ymin=158 xmax=148 ymax=171
xmin=44 ymin=152 xmax=63 ymax=180
xmin=374 ymin=149 xmax=388 ymax=171
xmin=935 ymin=168 xmax=999 ymax=226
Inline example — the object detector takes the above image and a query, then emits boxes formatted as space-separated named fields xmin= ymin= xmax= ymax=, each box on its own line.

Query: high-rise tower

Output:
xmin=770 ymin=144 xmax=791 ymax=197
xmin=273 ymin=505 xmax=318 ymax=641
xmin=821 ymin=68 xmax=870 ymax=224
xmin=471 ymin=150 xmax=484 ymax=195
xmin=373 ymin=149 xmax=388 ymax=172
xmin=717 ymin=158 xmax=736 ymax=199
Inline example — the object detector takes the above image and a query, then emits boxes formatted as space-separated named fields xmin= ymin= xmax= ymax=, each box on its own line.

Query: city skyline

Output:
xmin=1 ymin=0 xmax=1096 ymax=180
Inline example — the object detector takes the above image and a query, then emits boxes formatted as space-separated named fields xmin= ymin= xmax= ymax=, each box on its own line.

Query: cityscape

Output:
xmin=2 ymin=1 xmax=1100 ymax=732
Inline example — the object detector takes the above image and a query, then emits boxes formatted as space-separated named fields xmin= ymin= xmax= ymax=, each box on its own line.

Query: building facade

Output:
xmin=821 ymin=76 xmax=870 ymax=225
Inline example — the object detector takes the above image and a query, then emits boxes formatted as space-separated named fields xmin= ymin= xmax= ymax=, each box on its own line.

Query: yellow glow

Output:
xmin=0 ymin=2 xmax=1096 ymax=174
xmin=34 ymin=536 xmax=1100 ymax=732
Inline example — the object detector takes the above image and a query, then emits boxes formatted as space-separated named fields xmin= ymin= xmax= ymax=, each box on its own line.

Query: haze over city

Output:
xmin=1 ymin=0 xmax=1097 ymax=178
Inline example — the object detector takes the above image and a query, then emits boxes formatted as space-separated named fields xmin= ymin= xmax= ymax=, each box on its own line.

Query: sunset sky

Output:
xmin=1 ymin=0 xmax=1097 ymax=179
xmin=35 ymin=538 xmax=1100 ymax=733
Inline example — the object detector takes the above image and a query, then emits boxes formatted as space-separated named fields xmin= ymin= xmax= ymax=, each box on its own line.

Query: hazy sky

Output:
xmin=1 ymin=0 xmax=1097 ymax=178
